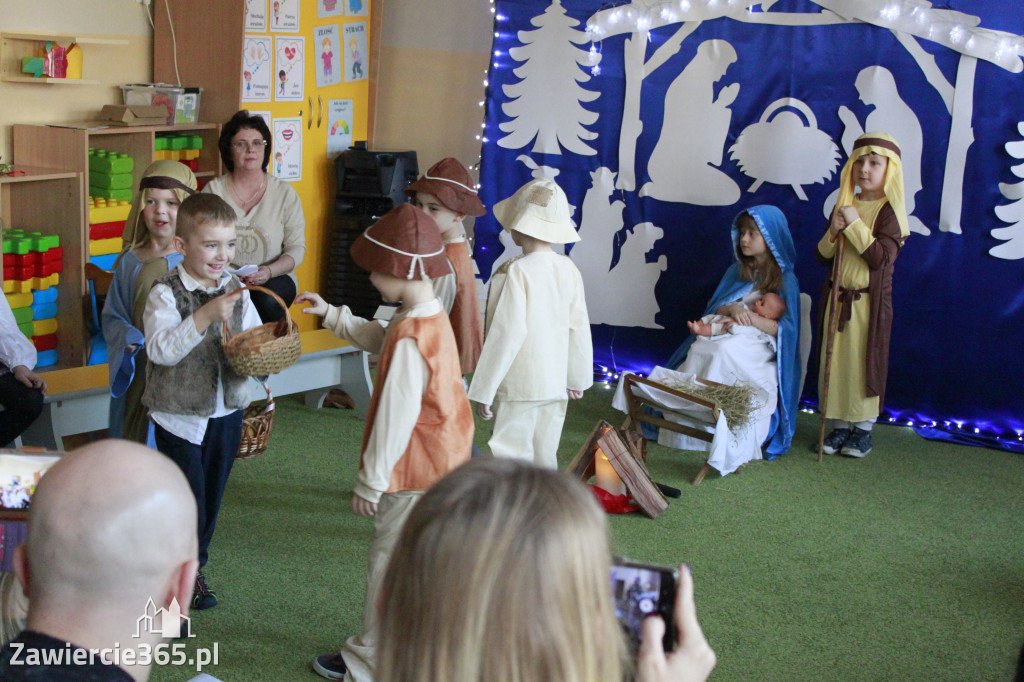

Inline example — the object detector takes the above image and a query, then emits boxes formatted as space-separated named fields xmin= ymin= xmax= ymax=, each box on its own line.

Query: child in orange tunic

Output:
xmin=405 ymin=157 xmax=486 ymax=375
xmin=297 ymin=203 xmax=474 ymax=682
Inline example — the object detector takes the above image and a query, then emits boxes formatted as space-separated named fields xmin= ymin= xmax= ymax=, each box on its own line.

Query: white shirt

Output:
xmin=430 ymin=235 xmax=461 ymax=314
xmin=322 ymin=298 xmax=437 ymax=503
xmin=0 ymin=294 xmax=36 ymax=372
xmin=468 ymin=251 xmax=593 ymax=404
xmin=143 ymin=265 xmax=263 ymax=444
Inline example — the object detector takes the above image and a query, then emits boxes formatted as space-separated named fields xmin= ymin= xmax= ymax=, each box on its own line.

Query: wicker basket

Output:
xmin=222 ymin=285 xmax=301 ymax=376
xmin=237 ymin=382 xmax=274 ymax=459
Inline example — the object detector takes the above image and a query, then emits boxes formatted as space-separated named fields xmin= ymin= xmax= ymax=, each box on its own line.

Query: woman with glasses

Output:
xmin=203 ymin=110 xmax=306 ymax=322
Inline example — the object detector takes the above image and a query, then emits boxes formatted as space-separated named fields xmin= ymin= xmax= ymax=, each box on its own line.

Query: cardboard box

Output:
xmin=96 ymin=104 xmax=168 ymax=127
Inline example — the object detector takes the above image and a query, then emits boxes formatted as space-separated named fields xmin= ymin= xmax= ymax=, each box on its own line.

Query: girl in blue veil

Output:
xmin=665 ymin=205 xmax=801 ymax=457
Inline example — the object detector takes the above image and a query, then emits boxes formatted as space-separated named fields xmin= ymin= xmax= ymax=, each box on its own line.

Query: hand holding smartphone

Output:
xmin=634 ymin=563 xmax=717 ymax=682
xmin=611 ymin=558 xmax=678 ymax=655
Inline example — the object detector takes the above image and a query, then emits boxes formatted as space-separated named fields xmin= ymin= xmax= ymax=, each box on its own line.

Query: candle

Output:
xmin=594 ymin=449 xmax=626 ymax=496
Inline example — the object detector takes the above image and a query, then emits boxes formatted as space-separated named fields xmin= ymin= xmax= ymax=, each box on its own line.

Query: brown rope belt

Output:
xmin=827 ymin=281 xmax=869 ymax=333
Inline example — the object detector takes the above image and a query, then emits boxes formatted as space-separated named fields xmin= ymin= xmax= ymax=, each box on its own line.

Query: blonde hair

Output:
xmin=0 ymin=571 xmax=27 ymax=647
xmin=735 ymin=213 xmax=783 ymax=293
xmin=377 ymin=459 xmax=627 ymax=682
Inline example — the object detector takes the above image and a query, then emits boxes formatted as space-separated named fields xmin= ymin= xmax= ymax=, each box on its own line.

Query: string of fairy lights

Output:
xmin=475 ymin=0 xmax=1024 ymax=448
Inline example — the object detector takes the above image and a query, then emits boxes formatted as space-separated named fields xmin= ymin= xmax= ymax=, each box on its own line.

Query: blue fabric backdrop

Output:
xmin=475 ymin=0 xmax=1024 ymax=445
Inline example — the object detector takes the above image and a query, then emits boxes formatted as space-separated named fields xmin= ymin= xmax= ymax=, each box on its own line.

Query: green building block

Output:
xmin=17 ymin=320 xmax=33 ymax=338
xmin=154 ymin=136 xmax=169 ymax=150
xmin=88 ymin=149 xmax=134 ymax=174
xmin=2 ymin=229 xmax=59 ymax=254
xmin=88 ymin=171 xmax=134 ymax=189
xmin=11 ymin=307 xmax=33 ymax=325
xmin=89 ymin=186 xmax=133 ymax=202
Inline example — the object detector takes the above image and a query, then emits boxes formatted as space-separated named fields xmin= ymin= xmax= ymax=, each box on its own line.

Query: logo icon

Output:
xmin=135 ymin=598 xmax=193 ymax=639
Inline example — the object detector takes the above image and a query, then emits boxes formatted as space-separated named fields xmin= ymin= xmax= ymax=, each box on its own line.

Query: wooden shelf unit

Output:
xmin=0 ymin=32 xmax=129 ymax=85
xmin=1 ymin=166 xmax=84 ymax=368
xmin=9 ymin=122 xmax=222 ymax=367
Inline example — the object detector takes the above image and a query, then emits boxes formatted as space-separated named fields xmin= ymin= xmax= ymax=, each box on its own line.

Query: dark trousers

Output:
xmin=154 ymin=411 xmax=243 ymax=568
xmin=0 ymin=372 xmax=44 ymax=447
xmin=249 ymin=274 xmax=296 ymax=323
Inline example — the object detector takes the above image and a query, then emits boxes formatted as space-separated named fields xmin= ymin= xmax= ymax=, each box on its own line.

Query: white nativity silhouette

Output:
xmin=639 ymin=39 xmax=741 ymax=206
xmin=584 ymin=0 xmax=1024 ymax=236
xmin=825 ymin=65 xmax=928 ymax=235
xmin=992 ymin=121 xmax=1024 ymax=260
xmin=572 ymin=167 xmax=666 ymax=328
xmin=729 ymin=97 xmax=840 ymax=201
xmin=498 ymin=0 xmax=600 ymax=156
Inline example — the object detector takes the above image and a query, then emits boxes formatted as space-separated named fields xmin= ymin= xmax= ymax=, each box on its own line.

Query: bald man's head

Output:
xmin=22 ymin=440 xmax=197 ymax=614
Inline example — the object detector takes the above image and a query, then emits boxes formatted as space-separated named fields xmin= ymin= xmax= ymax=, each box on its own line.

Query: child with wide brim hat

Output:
xmin=404 ymin=157 xmax=485 ymax=217
xmin=349 ymin=203 xmax=451 ymax=280
xmin=298 ymin=201 xmax=474 ymax=682
xmin=493 ymin=177 xmax=579 ymax=244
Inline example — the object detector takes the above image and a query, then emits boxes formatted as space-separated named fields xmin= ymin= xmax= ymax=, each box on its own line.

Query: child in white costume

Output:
xmin=468 ymin=178 xmax=593 ymax=469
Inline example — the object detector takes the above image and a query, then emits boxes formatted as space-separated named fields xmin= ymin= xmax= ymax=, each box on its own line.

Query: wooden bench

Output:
xmin=20 ymin=329 xmax=372 ymax=451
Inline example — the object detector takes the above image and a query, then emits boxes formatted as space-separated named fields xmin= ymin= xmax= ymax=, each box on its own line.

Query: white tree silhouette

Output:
xmin=498 ymin=0 xmax=601 ymax=156
xmin=586 ymin=0 xmax=1024 ymax=227
xmin=990 ymin=122 xmax=1024 ymax=260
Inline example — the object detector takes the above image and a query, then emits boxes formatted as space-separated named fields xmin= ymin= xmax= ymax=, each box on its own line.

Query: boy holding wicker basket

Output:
xmin=296 ymin=203 xmax=474 ymax=682
xmin=142 ymin=193 xmax=262 ymax=611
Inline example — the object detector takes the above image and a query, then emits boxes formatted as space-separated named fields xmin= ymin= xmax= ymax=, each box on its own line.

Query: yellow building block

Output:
xmin=182 ymin=149 xmax=200 ymax=160
xmin=88 ymin=198 xmax=132 ymax=224
xmin=153 ymin=150 xmax=170 ymax=161
xmin=168 ymin=150 xmax=182 ymax=161
xmin=32 ymin=318 xmax=58 ymax=336
xmin=8 ymin=273 xmax=62 ymax=293
xmin=4 ymin=292 xmax=32 ymax=309
xmin=89 ymin=237 xmax=123 ymax=257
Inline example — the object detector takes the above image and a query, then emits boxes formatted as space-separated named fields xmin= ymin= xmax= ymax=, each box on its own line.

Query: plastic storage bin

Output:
xmin=120 ymin=83 xmax=202 ymax=125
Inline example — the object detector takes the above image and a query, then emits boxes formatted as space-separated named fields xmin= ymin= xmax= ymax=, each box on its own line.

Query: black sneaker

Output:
xmin=841 ymin=427 xmax=873 ymax=458
xmin=313 ymin=653 xmax=347 ymax=680
xmin=192 ymin=571 xmax=218 ymax=610
xmin=821 ymin=428 xmax=852 ymax=455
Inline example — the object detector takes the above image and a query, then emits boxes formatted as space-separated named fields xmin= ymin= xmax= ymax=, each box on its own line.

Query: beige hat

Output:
xmin=350 ymin=203 xmax=451 ymax=280
xmin=493 ymin=178 xmax=579 ymax=244
xmin=121 ymin=160 xmax=198 ymax=252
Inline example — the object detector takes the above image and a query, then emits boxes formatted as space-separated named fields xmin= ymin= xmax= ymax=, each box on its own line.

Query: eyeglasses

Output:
xmin=232 ymin=139 xmax=268 ymax=151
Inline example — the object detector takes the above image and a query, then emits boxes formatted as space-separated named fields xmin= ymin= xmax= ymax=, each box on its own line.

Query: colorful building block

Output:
xmin=88 ymin=150 xmax=134 ymax=174
xmin=3 ymin=273 xmax=60 ymax=294
xmin=36 ymin=349 xmax=58 ymax=368
xmin=5 ymin=292 xmax=32 ymax=309
xmin=88 ymin=198 xmax=132 ymax=224
xmin=32 ymin=289 xmax=57 ymax=306
xmin=89 ymin=186 xmax=133 ymax=202
xmin=89 ymin=222 xmax=124 ymax=241
xmin=89 ymin=238 xmax=122 ymax=257
xmin=88 ymin=171 xmax=134 ymax=189
xmin=30 ymin=302 xmax=58 ymax=320
xmin=31 ymin=319 xmax=58 ymax=336
xmin=89 ymin=253 xmax=119 ymax=271
xmin=32 ymin=333 xmax=57 ymax=352
xmin=17 ymin=320 xmax=33 ymax=337
xmin=2 ymin=230 xmax=59 ymax=255
xmin=11 ymin=307 xmax=32 ymax=325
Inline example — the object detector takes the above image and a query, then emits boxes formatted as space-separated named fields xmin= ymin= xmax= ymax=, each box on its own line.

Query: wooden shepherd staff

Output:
xmin=817 ymin=236 xmax=846 ymax=462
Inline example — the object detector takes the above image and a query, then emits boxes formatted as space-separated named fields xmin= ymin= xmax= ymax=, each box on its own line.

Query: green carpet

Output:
xmin=151 ymin=388 xmax=1024 ymax=681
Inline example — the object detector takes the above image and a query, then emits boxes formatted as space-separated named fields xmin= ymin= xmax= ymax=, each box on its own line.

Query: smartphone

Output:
xmin=610 ymin=558 xmax=678 ymax=655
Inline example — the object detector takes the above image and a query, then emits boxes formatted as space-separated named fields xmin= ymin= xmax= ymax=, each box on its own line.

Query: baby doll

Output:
xmin=688 ymin=291 xmax=786 ymax=338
